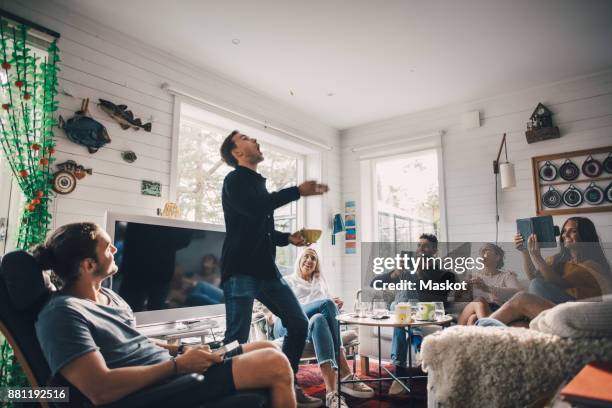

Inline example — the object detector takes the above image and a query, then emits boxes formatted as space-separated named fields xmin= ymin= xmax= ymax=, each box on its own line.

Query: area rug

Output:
xmin=297 ymin=359 xmax=427 ymax=407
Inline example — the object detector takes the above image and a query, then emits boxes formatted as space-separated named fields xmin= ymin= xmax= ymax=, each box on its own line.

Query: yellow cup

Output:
xmin=301 ymin=229 xmax=322 ymax=243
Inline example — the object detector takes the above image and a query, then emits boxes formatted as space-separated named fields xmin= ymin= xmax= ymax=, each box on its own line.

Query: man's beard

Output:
xmin=251 ymin=153 xmax=264 ymax=164
xmin=95 ymin=263 xmax=118 ymax=279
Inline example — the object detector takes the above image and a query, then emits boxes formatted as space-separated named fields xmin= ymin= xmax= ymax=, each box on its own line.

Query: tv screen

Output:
xmin=110 ymin=220 xmax=226 ymax=313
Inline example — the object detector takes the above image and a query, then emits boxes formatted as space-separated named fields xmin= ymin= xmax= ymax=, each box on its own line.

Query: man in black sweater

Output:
xmin=219 ymin=130 xmax=328 ymax=407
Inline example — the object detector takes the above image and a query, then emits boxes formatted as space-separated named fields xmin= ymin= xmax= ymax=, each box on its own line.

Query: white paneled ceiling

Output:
xmin=54 ymin=0 xmax=612 ymax=129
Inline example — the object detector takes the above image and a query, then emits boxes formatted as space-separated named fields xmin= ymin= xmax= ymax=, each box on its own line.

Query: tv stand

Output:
xmin=139 ymin=316 xmax=224 ymax=345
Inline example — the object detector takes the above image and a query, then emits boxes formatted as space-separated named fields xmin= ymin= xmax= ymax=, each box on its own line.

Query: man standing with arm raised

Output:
xmin=219 ymin=130 xmax=329 ymax=408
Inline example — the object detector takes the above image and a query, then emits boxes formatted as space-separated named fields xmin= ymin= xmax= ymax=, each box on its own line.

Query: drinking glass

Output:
xmin=358 ymin=301 xmax=371 ymax=318
xmin=434 ymin=302 xmax=445 ymax=320
xmin=408 ymin=299 xmax=419 ymax=320
xmin=353 ymin=301 xmax=362 ymax=317
xmin=372 ymin=301 xmax=388 ymax=318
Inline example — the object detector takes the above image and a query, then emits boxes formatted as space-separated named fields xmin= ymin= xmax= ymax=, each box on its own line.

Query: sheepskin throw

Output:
xmin=421 ymin=326 xmax=612 ymax=408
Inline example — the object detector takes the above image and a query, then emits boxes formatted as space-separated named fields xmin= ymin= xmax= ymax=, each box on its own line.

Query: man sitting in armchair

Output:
xmin=33 ymin=222 xmax=296 ymax=408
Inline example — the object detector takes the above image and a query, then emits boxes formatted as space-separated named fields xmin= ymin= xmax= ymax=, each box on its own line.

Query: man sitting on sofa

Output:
xmin=372 ymin=234 xmax=456 ymax=396
xmin=33 ymin=222 xmax=296 ymax=408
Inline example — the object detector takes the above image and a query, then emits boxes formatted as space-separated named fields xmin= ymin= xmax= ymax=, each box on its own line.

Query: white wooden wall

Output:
xmin=1 ymin=0 xmax=343 ymax=291
xmin=4 ymin=1 xmax=610 ymax=304
xmin=340 ymin=69 xmax=612 ymax=305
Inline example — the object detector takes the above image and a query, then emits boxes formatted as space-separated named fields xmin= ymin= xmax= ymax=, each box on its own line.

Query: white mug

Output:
xmin=417 ymin=302 xmax=436 ymax=321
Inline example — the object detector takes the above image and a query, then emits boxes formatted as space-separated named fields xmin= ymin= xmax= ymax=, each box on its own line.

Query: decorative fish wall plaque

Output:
xmin=52 ymin=160 xmax=93 ymax=195
xmin=59 ymin=98 xmax=111 ymax=153
xmin=98 ymin=99 xmax=152 ymax=132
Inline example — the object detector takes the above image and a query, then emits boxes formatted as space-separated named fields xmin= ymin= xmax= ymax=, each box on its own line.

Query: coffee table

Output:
xmin=335 ymin=313 xmax=453 ymax=399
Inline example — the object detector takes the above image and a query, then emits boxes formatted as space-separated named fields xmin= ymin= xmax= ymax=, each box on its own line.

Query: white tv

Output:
xmin=104 ymin=212 xmax=226 ymax=327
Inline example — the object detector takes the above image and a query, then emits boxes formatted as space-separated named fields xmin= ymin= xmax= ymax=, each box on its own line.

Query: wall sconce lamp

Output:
xmin=492 ymin=133 xmax=516 ymax=190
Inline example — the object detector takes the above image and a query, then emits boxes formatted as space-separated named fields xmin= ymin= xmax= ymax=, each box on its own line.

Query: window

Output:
xmin=175 ymin=103 xmax=303 ymax=272
xmin=0 ymin=154 xmax=23 ymax=254
xmin=0 ymin=41 xmax=47 ymax=253
xmin=374 ymin=149 xmax=440 ymax=246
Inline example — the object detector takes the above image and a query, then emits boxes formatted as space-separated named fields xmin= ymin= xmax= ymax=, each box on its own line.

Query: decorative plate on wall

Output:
xmin=542 ymin=186 xmax=562 ymax=208
xmin=604 ymin=153 xmax=612 ymax=174
xmin=584 ymin=183 xmax=605 ymax=205
xmin=562 ymin=185 xmax=583 ymax=207
xmin=559 ymin=159 xmax=580 ymax=181
xmin=52 ymin=170 xmax=77 ymax=195
xmin=531 ymin=146 xmax=612 ymax=216
xmin=538 ymin=161 xmax=558 ymax=181
xmin=582 ymin=155 xmax=603 ymax=178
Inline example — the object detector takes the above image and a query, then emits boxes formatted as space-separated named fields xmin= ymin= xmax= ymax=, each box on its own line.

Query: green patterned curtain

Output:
xmin=0 ymin=17 xmax=60 ymax=398
xmin=0 ymin=19 xmax=59 ymax=248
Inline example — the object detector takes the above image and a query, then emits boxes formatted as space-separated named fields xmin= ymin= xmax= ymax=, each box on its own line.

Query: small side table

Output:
xmin=335 ymin=313 xmax=453 ymax=398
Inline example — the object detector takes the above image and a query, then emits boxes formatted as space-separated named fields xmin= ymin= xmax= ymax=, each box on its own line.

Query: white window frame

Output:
xmin=169 ymin=96 xmax=306 ymax=229
xmin=358 ymin=134 xmax=447 ymax=244
xmin=372 ymin=147 xmax=446 ymax=243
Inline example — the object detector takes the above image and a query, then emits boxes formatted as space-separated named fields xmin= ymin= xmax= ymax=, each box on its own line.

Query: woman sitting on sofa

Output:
xmin=458 ymin=243 xmax=522 ymax=325
xmin=514 ymin=217 xmax=612 ymax=304
xmin=271 ymin=248 xmax=373 ymax=407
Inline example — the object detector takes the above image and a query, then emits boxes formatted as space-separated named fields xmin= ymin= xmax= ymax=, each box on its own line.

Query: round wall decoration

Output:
xmin=559 ymin=159 xmax=580 ymax=181
xmin=605 ymin=182 xmax=612 ymax=203
xmin=581 ymin=155 xmax=603 ymax=178
xmin=562 ymin=185 xmax=583 ymax=207
xmin=604 ymin=153 xmax=612 ymax=174
xmin=584 ymin=183 xmax=604 ymax=205
xmin=52 ymin=170 xmax=77 ymax=195
xmin=121 ymin=150 xmax=137 ymax=163
xmin=542 ymin=186 xmax=562 ymax=208
xmin=538 ymin=161 xmax=558 ymax=181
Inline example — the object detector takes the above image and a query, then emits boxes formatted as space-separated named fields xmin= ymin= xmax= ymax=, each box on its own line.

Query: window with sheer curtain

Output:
xmin=176 ymin=104 xmax=303 ymax=272
xmin=374 ymin=149 xmax=440 ymax=249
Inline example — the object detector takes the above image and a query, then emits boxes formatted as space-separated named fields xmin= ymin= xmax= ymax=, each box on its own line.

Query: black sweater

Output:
xmin=221 ymin=166 xmax=300 ymax=281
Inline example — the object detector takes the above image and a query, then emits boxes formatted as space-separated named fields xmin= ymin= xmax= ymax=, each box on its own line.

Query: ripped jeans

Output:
xmin=274 ymin=298 xmax=342 ymax=368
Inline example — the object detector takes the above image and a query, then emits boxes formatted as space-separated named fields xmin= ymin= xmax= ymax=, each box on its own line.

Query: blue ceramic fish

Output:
xmin=59 ymin=98 xmax=111 ymax=153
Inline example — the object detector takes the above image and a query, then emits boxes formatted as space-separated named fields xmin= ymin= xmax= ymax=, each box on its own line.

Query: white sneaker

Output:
xmin=326 ymin=391 xmax=349 ymax=408
xmin=339 ymin=373 xmax=374 ymax=398
xmin=388 ymin=379 xmax=408 ymax=396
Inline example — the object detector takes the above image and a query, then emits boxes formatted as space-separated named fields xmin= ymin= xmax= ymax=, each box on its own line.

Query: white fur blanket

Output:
xmin=421 ymin=326 xmax=612 ymax=408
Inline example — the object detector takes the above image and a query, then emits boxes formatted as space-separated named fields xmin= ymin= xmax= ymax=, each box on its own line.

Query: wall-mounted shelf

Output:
xmin=532 ymin=146 xmax=612 ymax=216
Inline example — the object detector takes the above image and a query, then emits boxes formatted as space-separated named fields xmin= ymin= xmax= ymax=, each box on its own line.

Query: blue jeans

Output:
xmin=186 ymin=281 xmax=224 ymax=305
xmin=475 ymin=317 xmax=507 ymax=327
xmin=274 ymin=299 xmax=342 ymax=368
xmin=389 ymin=301 xmax=413 ymax=367
xmin=222 ymin=274 xmax=308 ymax=374
xmin=528 ymin=277 xmax=574 ymax=304
xmin=391 ymin=326 xmax=408 ymax=367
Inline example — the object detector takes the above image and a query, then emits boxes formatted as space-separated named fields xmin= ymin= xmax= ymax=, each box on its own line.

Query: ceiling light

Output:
xmin=289 ymin=90 xmax=294 ymax=96
xmin=327 ymin=92 xmax=334 ymax=97
xmin=232 ymin=38 xmax=240 ymax=45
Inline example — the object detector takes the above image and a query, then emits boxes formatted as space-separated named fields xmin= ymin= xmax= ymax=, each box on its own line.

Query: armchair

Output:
xmin=421 ymin=300 xmax=612 ymax=408
xmin=0 ymin=251 xmax=268 ymax=408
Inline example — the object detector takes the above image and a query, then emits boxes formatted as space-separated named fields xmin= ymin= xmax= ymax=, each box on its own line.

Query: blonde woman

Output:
xmin=458 ymin=243 xmax=522 ymax=325
xmin=272 ymin=248 xmax=374 ymax=408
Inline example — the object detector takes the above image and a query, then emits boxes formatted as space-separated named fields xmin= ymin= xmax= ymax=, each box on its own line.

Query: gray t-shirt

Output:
xmin=35 ymin=288 xmax=170 ymax=376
